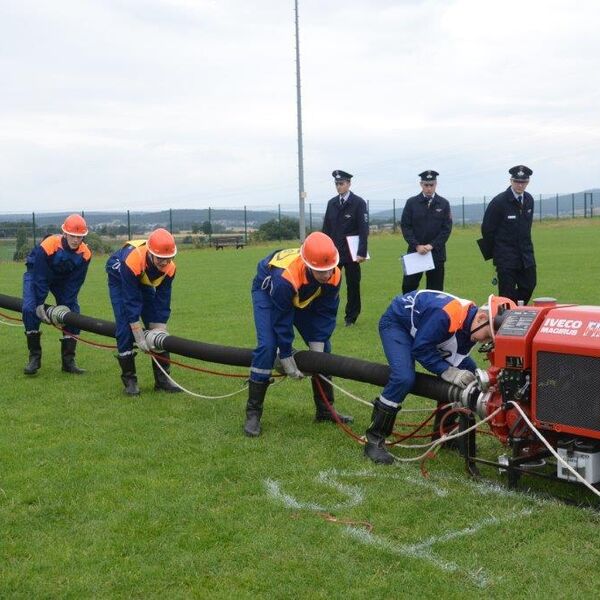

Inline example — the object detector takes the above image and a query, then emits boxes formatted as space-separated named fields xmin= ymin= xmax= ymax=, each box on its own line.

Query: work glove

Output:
xmin=308 ymin=341 xmax=325 ymax=352
xmin=440 ymin=366 xmax=476 ymax=389
xmin=149 ymin=322 xmax=168 ymax=331
xmin=279 ymin=355 xmax=304 ymax=379
xmin=35 ymin=304 xmax=51 ymax=324
xmin=130 ymin=321 xmax=150 ymax=352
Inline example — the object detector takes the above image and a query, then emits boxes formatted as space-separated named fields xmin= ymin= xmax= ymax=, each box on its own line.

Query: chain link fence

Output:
xmin=0 ymin=191 xmax=597 ymax=261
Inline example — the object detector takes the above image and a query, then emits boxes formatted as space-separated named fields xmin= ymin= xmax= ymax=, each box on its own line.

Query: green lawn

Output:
xmin=1 ymin=220 xmax=600 ymax=598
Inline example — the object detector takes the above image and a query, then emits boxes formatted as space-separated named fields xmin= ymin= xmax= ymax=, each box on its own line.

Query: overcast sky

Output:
xmin=1 ymin=0 xmax=599 ymax=214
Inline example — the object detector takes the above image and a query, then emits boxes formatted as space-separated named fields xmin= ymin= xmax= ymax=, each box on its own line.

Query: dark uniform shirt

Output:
xmin=481 ymin=187 xmax=535 ymax=269
xmin=322 ymin=191 xmax=369 ymax=265
xmin=400 ymin=193 xmax=452 ymax=262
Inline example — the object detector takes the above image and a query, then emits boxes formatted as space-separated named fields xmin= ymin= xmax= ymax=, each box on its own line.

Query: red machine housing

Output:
xmin=483 ymin=301 xmax=600 ymax=446
xmin=532 ymin=306 xmax=600 ymax=440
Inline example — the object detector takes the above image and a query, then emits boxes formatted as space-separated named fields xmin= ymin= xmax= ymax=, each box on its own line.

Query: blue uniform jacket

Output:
xmin=481 ymin=187 xmax=535 ymax=269
xmin=400 ymin=193 xmax=452 ymax=262
xmin=25 ymin=235 xmax=91 ymax=307
xmin=322 ymin=191 xmax=369 ymax=265
xmin=106 ymin=244 xmax=174 ymax=325
xmin=381 ymin=291 xmax=478 ymax=375
xmin=252 ymin=250 xmax=341 ymax=359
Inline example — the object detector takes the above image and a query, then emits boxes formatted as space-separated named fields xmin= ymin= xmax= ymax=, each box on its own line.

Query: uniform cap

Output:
xmin=332 ymin=170 xmax=353 ymax=181
xmin=509 ymin=165 xmax=533 ymax=181
xmin=419 ymin=170 xmax=439 ymax=181
xmin=61 ymin=214 xmax=88 ymax=236
xmin=147 ymin=228 xmax=177 ymax=258
xmin=300 ymin=232 xmax=339 ymax=272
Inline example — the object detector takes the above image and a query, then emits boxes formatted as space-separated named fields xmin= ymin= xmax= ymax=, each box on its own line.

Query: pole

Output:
xmin=392 ymin=198 xmax=396 ymax=232
xmin=294 ymin=0 xmax=306 ymax=242
xmin=244 ymin=205 xmax=248 ymax=243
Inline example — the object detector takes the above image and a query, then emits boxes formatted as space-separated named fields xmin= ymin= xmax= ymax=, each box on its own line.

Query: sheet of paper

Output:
xmin=346 ymin=235 xmax=370 ymax=262
xmin=401 ymin=251 xmax=435 ymax=275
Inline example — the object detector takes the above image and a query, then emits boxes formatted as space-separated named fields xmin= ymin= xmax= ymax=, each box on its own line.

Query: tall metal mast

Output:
xmin=294 ymin=0 xmax=306 ymax=241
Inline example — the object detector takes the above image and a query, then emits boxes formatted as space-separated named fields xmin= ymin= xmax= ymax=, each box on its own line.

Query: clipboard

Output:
xmin=401 ymin=251 xmax=435 ymax=275
xmin=346 ymin=235 xmax=370 ymax=262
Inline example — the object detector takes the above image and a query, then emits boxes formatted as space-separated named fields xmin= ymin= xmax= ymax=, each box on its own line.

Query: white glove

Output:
xmin=441 ymin=366 xmax=476 ymax=389
xmin=149 ymin=322 xmax=167 ymax=331
xmin=308 ymin=341 xmax=325 ymax=352
xmin=130 ymin=322 xmax=149 ymax=352
xmin=280 ymin=355 xmax=304 ymax=379
xmin=35 ymin=304 xmax=51 ymax=324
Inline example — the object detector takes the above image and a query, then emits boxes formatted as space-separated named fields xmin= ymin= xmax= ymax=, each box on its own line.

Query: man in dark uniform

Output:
xmin=480 ymin=165 xmax=536 ymax=304
xmin=400 ymin=170 xmax=452 ymax=293
xmin=322 ymin=170 xmax=369 ymax=326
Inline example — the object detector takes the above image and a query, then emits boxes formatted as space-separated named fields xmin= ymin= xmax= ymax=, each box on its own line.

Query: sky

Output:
xmin=1 ymin=0 xmax=600 ymax=214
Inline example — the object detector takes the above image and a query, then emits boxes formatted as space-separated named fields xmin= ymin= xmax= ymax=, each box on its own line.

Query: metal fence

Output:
xmin=0 ymin=191 xmax=597 ymax=260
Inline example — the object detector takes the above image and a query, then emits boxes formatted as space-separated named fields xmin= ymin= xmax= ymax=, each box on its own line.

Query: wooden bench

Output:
xmin=211 ymin=236 xmax=246 ymax=250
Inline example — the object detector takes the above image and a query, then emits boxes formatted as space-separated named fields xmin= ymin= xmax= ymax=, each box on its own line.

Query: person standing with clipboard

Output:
xmin=400 ymin=170 xmax=452 ymax=293
xmin=322 ymin=170 xmax=369 ymax=327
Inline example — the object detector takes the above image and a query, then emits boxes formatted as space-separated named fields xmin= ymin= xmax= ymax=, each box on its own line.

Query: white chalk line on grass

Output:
xmin=345 ymin=508 xmax=533 ymax=589
xmin=264 ymin=467 xmax=543 ymax=588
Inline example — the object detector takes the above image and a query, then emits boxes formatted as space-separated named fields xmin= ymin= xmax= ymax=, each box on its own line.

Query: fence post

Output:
xmin=208 ymin=207 xmax=212 ymax=243
xmin=556 ymin=193 xmax=559 ymax=219
xmin=309 ymin=203 xmax=313 ymax=231
xmin=572 ymin=193 xmax=575 ymax=218
xmin=278 ymin=204 xmax=281 ymax=241
xmin=539 ymin=194 xmax=542 ymax=222
xmin=461 ymin=196 xmax=465 ymax=227
xmin=244 ymin=205 xmax=248 ymax=243
xmin=127 ymin=210 xmax=131 ymax=240
xmin=584 ymin=193 xmax=588 ymax=218
xmin=32 ymin=212 xmax=37 ymax=247
xmin=592 ymin=192 xmax=594 ymax=218
xmin=393 ymin=198 xmax=396 ymax=232
xmin=169 ymin=208 xmax=173 ymax=233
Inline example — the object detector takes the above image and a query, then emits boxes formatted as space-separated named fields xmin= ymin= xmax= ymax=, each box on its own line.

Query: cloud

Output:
xmin=1 ymin=0 xmax=599 ymax=213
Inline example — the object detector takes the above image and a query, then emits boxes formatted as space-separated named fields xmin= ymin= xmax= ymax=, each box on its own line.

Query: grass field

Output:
xmin=1 ymin=220 xmax=600 ymax=598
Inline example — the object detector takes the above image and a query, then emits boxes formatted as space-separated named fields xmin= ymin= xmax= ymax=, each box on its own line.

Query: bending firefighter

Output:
xmin=22 ymin=214 xmax=92 ymax=375
xmin=364 ymin=290 xmax=505 ymax=465
xmin=244 ymin=231 xmax=353 ymax=437
xmin=106 ymin=228 xmax=181 ymax=395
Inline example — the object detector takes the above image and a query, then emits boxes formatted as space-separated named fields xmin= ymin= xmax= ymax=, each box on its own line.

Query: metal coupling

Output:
xmin=46 ymin=304 xmax=71 ymax=325
xmin=145 ymin=329 xmax=168 ymax=352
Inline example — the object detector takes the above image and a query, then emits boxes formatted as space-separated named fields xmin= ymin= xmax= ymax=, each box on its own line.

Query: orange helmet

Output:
xmin=486 ymin=294 xmax=517 ymax=340
xmin=147 ymin=228 xmax=177 ymax=259
xmin=61 ymin=214 xmax=88 ymax=236
xmin=300 ymin=232 xmax=339 ymax=271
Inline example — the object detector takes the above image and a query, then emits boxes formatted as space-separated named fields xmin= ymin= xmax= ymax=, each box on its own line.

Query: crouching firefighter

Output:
xmin=244 ymin=231 xmax=353 ymax=437
xmin=364 ymin=290 xmax=497 ymax=465
xmin=22 ymin=214 xmax=92 ymax=375
xmin=106 ymin=228 xmax=181 ymax=395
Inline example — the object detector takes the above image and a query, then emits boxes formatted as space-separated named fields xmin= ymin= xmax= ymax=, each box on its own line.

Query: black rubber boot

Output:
xmin=364 ymin=399 xmax=398 ymax=465
xmin=244 ymin=380 xmax=269 ymax=437
xmin=117 ymin=354 xmax=140 ymax=396
xmin=24 ymin=331 xmax=42 ymax=375
xmin=312 ymin=376 xmax=353 ymax=423
xmin=431 ymin=403 xmax=461 ymax=451
xmin=61 ymin=337 xmax=85 ymax=374
xmin=152 ymin=353 xmax=181 ymax=393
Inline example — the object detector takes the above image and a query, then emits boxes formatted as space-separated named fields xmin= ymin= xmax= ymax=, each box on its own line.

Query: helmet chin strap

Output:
xmin=471 ymin=319 xmax=490 ymax=335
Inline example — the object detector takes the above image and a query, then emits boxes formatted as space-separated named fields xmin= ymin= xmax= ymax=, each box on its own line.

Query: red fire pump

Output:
xmin=459 ymin=298 xmax=600 ymax=495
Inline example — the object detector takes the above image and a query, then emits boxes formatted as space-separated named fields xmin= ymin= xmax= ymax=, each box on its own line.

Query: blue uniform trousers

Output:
xmin=250 ymin=287 xmax=331 ymax=383
xmin=378 ymin=317 xmax=416 ymax=410
xmin=107 ymin=271 xmax=162 ymax=354
xmin=22 ymin=271 xmax=81 ymax=334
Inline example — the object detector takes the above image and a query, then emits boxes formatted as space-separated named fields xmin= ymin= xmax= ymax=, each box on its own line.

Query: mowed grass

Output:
xmin=1 ymin=219 xmax=600 ymax=598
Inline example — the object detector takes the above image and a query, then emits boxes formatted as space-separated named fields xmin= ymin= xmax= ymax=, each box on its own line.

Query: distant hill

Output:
xmin=1 ymin=189 xmax=597 ymax=230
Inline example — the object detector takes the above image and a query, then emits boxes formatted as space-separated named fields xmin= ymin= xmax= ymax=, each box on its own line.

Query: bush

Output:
xmin=85 ymin=232 xmax=115 ymax=255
